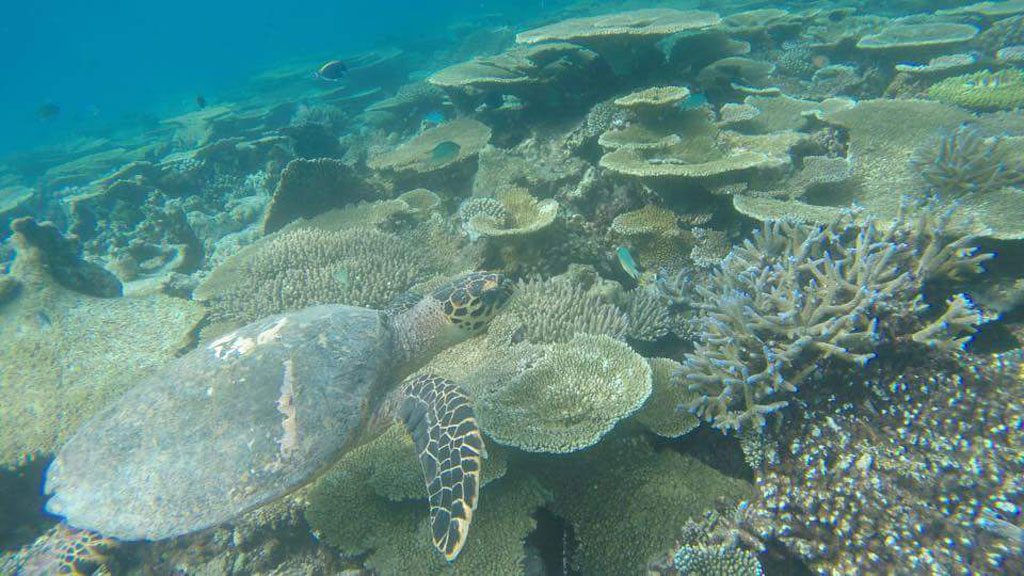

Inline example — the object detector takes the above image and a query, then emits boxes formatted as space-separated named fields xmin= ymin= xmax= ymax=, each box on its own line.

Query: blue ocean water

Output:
xmin=0 ymin=0 xmax=549 ymax=157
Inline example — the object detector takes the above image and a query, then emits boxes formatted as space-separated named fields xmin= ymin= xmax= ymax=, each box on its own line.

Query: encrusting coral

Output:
xmin=678 ymin=205 xmax=992 ymax=431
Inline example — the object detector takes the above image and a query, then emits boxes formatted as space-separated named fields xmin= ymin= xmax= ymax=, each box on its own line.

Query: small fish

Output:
xmin=678 ymin=92 xmax=708 ymax=110
xmin=314 ymin=59 xmax=348 ymax=81
xmin=616 ymin=246 xmax=642 ymax=280
xmin=37 ymin=102 xmax=61 ymax=120
xmin=196 ymin=94 xmax=207 ymax=109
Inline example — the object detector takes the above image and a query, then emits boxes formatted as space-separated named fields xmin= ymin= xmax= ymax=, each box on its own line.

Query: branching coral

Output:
xmin=487 ymin=277 xmax=628 ymax=344
xmin=911 ymin=123 xmax=1024 ymax=199
xmin=745 ymin=351 xmax=1024 ymax=574
xmin=677 ymin=206 xmax=991 ymax=431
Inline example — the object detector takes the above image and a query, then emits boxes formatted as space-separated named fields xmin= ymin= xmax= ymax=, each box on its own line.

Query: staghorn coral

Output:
xmin=746 ymin=351 xmax=1024 ymax=575
xmin=196 ymin=225 xmax=463 ymax=324
xmin=678 ymin=207 xmax=991 ymax=431
xmin=912 ymin=123 xmax=1024 ymax=199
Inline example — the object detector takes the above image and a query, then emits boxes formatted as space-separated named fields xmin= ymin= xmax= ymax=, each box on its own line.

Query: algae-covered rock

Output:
xmin=11 ymin=217 xmax=122 ymax=298
xmin=532 ymin=434 xmax=754 ymax=575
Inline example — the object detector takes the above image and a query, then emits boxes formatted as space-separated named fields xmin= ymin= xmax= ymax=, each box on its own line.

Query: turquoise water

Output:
xmin=1 ymin=0 xmax=1023 ymax=574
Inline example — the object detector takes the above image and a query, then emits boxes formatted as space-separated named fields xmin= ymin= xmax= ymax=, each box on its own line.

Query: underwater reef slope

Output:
xmin=2 ymin=1 xmax=1024 ymax=574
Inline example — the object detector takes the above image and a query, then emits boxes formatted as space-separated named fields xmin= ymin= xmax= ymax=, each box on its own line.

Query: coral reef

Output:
xmin=635 ymin=358 xmax=700 ymax=439
xmin=746 ymin=351 xmax=1024 ymax=574
xmin=532 ymin=434 xmax=754 ymax=575
xmin=460 ymin=187 xmax=558 ymax=239
xmin=368 ymin=118 xmax=491 ymax=178
xmin=928 ymin=69 xmax=1024 ymax=111
xmin=678 ymin=207 xmax=991 ymax=431
xmin=262 ymin=157 xmax=378 ymax=233
xmin=486 ymin=276 xmax=640 ymax=345
xmin=609 ymin=204 xmax=693 ymax=271
xmin=196 ymin=223 xmax=466 ymax=324
xmin=911 ymin=123 xmax=1024 ymax=199
xmin=471 ymin=334 xmax=652 ymax=454
xmin=305 ymin=423 xmax=545 ymax=576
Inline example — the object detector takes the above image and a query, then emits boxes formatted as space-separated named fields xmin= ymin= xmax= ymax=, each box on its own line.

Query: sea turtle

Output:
xmin=42 ymin=271 xmax=512 ymax=562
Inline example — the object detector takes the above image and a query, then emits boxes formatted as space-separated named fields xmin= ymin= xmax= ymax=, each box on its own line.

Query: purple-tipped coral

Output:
xmin=677 ymin=205 xmax=991 ymax=431
xmin=745 ymin=350 xmax=1024 ymax=574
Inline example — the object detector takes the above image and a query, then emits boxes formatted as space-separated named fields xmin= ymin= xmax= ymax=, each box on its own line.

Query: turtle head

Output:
xmin=390 ymin=271 xmax=511 ymax=367
xmin=431 ymin=271 xmax=512 ymax=334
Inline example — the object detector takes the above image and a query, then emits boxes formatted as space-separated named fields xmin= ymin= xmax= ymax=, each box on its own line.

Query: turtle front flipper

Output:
xmin=398 ymin=374 xmax=485 ymax=562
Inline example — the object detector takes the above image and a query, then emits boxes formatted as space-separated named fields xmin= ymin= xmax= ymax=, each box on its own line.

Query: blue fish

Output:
xmin=616 ymin=246 xmax=642 ymax=280
xmin=678 ymin=92 xmax=708 ymax=110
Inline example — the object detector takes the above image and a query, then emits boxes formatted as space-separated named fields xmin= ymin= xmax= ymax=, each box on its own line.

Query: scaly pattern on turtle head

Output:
xmin=431 ymin=271 xmax=512 ymax=334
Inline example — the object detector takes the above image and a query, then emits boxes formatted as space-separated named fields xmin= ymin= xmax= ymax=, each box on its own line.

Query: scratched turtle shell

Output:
xmin=44 ymin=304 xmax=391 ymax=540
